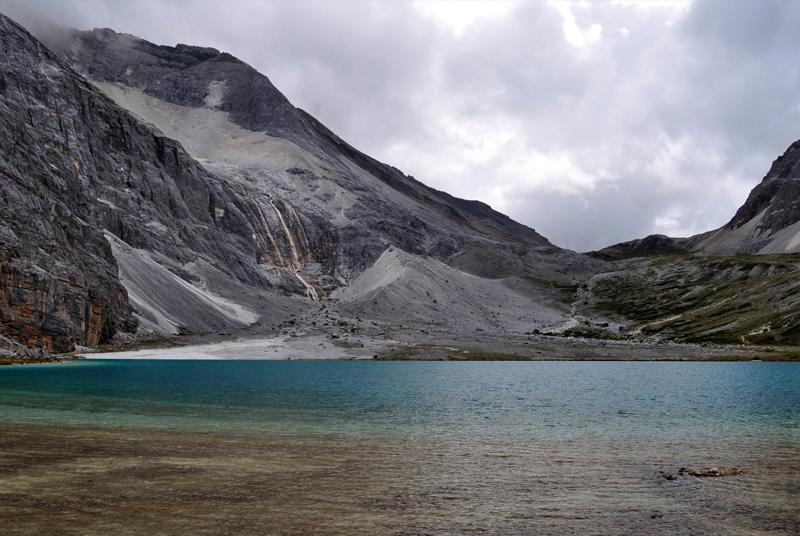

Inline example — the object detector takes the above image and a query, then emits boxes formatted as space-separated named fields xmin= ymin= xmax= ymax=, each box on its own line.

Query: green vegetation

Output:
xmin=588 ymin=254 xmax=800 ymax=345
xmin=561 ymin=326 xmax=621 ymax=340
xmin=0 ymin=357 xmax=56 ymax=365
xmin=522 ymin=276 xmax=579 ymax=304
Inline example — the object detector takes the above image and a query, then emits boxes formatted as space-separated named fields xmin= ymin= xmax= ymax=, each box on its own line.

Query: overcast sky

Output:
xmin=3 ymin=0 xmax=799 ymax=251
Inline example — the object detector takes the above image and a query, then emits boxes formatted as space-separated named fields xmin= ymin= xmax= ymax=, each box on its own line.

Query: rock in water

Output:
xmin=678 ymin=467 xmax=743 ymax=477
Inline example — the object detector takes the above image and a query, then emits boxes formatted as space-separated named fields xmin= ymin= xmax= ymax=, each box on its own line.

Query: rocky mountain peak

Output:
xmin=586 ymin=137 xmax=800 ymax=259
xmin=57 ymin=27 xmax=314 ymax=147
xmin=763 ymin=139 xmax=800 ymax=180
xmin=725 ymin=139 xmax=800 ymax=233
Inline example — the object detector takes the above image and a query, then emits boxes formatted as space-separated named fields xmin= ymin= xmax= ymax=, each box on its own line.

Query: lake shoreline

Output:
xmin=3 ymin=325 xmax=799 ymax=365
xmin=74 ymin=329 xmax=800 ymax=362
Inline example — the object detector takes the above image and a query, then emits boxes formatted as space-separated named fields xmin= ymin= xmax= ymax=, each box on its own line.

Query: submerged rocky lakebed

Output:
xmin=0 ymin=359 xmax=797 ymax=535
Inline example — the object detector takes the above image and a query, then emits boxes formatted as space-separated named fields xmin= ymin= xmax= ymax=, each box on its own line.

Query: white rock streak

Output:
xmin=269 ymin=197 xmax=319 ymax=301
xmin=250 ymin=196 xmax=285 ymax=267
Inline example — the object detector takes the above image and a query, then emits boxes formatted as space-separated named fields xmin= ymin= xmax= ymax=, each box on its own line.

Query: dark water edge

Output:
xmin=0 ymin=360 xmax=798 ymax=535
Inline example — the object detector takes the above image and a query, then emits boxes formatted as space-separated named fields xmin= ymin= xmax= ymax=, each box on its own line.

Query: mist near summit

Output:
xmin=4 ymin=0 xmax=799 ymax=251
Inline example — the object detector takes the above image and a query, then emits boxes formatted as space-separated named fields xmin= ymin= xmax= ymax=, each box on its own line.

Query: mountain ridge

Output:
xmin=592 ymin=140 xmax=800 ymax=260
xmin=697 ymin=139 xmax=800 ymax=255
xmin=1 ymin=12 xmax=798 ymax=355
xmin=0 ymin=13 xmax=597 ymax=354
xmin=58 ymin=27 xmax=555 ymax=249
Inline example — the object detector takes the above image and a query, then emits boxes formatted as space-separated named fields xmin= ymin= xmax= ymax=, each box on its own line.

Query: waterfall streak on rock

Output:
xmin=250 ymin=197 xmax=285 ymax=267
xmin=269 ymin=198 xmax=319 ymax=301
xmin=285 ymin=202 xmax=313 ymax=258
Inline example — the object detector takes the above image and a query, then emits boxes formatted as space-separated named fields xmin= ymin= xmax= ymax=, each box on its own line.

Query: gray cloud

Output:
xmin=1 ymin=0 xmax=798 ymax=251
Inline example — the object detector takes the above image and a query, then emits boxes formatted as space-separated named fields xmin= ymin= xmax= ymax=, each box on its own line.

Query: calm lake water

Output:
xmin=1 ymin=360 xmax=798 ymax=535
xmin=0 ymin=360 xmax=797 ymax=440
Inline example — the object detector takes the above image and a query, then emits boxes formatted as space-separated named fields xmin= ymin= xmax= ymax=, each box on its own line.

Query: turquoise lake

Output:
xmin=1 ymin=360 xmax=798 ymax=535
xmin=0 ymin=360 xmax=798 ymax=440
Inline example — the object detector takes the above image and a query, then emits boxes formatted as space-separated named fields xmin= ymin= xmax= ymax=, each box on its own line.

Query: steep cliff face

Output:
xmin=0 ymin=14 xmax=281 ymax=349
xmin=0 ymin=14 xmax=136 ymax=351
xmin=697 ymin=140 xmax=800 ymax=255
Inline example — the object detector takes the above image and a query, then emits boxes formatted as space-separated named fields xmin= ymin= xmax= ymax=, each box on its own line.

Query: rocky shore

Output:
xmin=68 ymin=320 xmax=798 ymax=362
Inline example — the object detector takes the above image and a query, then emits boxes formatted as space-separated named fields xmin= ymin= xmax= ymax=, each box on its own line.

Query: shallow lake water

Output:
xmin=0 ymin=360 xmax=797 ymax=534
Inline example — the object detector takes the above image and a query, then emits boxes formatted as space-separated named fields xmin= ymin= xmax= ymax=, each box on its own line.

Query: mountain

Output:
xmin=591 ymin=141 xmax=800 ymax=261
xmin=695 ymin=140 xmax=800 ymax=255
xmin=53 ymin=26 xmax=565 ymax=274
xmin=582 ymin=142 xmax=800 ymax=345
xmin=587 ymin=234 xmax=697 ymax=262
xmin=3 ymin=11 xmax=796 ymax=355
xmin=0 ymin=14 xmax=308 ymax=352
xmin=0 ymin=14 xmax=599 ymax=354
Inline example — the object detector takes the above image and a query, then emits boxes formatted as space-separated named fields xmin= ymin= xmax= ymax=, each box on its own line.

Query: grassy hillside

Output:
xmin=582 ymin=254 xmax=800 ymax=345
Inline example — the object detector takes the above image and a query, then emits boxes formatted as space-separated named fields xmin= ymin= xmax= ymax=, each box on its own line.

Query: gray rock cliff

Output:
xmin=1 ymin=14 xmax=599 ymax=350
xmin=1 ymin=14 xmax=136 ymax=352
xmin=0 ymin=14 xmax=279 ymax=350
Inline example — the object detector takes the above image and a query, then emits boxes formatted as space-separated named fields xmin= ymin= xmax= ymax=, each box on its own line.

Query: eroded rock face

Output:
xmin=727 ymin=140 xmax=800 ymax=233
xmin=51 ymin=26 xmax=569 ymax=282
xmin=0 ymin=259 xmax=130 ymax=351
xmin=0 ymin=14 xmax=273 ymax=349
xmin=61 ymin=29 xmax=317 ymax=150
xmin=0 ymin=15 xmax=137 ymax=351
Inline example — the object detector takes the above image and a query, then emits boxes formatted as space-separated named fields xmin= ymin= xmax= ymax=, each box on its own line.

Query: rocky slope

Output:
xmin=0 ymin=14 xmax=309 ymax=352
xmin=5 ymin=11 xmax=796 ymax=354
xmin=577 ymin=254 xmax=800 ymax=345
xmin=591 ymin=140 xmax=800 ymax=261
xmin=46 ymin=26 xmax=598 ymax=331
xmin=583 ymin=141 xmax=800 ymax=345
xmin=55 ymin=27 xmax=563 ymax=274
xmin=696 ymin=140 xmax=800 ymax=255
xmin=0 ymin=14 xmax=600 ymax=353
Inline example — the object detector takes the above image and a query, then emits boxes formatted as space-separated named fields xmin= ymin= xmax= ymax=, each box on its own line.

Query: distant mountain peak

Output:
xmin=693 ymin=139 xmax=800 ymax=255
xmin=726 ymin=140 xmax=800 ymax=231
